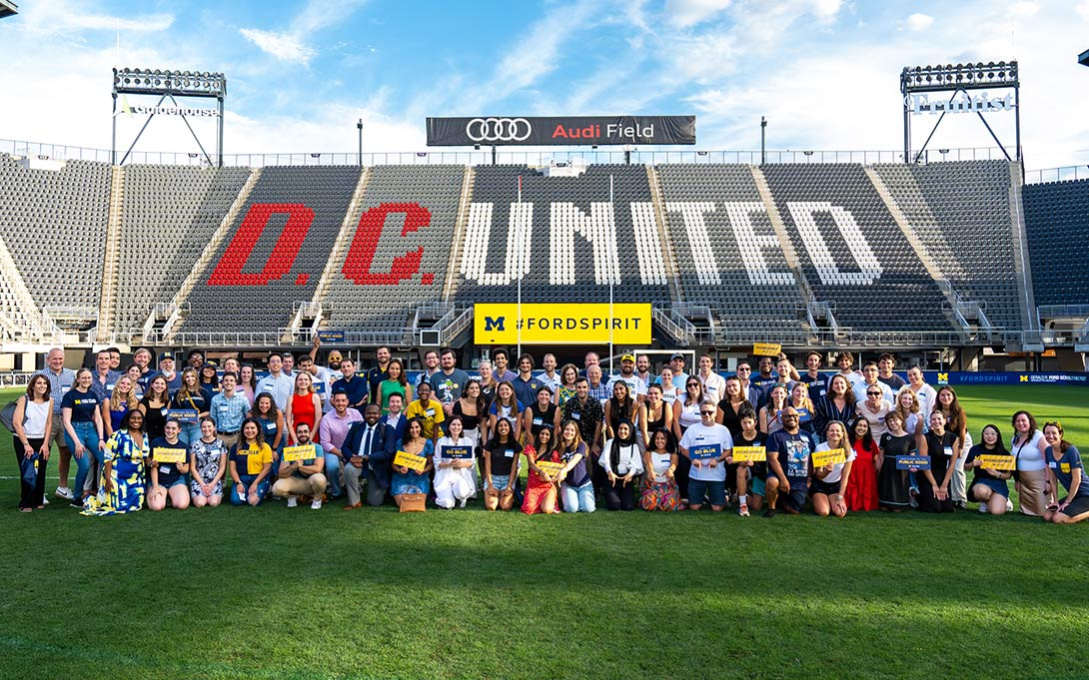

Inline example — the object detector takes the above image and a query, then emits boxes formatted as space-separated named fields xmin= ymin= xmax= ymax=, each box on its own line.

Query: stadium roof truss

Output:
xmin=112 ymin=67 xmax=226 ymax=167
xmin=0 ymin=1 xmax=17 ymax=19
xmin=900 ymin=61 xmax=1020 ymax=165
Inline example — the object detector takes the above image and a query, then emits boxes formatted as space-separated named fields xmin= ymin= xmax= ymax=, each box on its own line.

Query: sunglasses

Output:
xmin=737 ymin=367 xmax=751 ymax=372
xmin=868 ymin=391 xmax=881 ymax=396
xmin=700 ymin=411 xmax=715 ymax=416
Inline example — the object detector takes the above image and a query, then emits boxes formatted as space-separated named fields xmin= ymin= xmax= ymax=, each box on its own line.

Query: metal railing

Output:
xmin=2 ymin=138 xmax=1015 ymax=168
xmin=1024 ymin=165 xmax=1089 ymax=184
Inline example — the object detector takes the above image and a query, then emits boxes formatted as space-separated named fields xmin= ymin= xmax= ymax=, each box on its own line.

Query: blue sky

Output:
xmin=1 ymin=0 xmax=1088 ymax=169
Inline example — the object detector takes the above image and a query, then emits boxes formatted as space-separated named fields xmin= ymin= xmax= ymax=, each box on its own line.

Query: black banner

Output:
xmin=426 ymin=116 xmax=696 ymax=146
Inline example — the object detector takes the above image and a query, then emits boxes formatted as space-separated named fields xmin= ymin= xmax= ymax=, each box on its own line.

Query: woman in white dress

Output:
xmin=433 ymin=416 xmax=477 ymax=509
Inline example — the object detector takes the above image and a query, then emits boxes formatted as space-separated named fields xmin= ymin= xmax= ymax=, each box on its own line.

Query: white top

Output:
xmin=648 ymin=451 xmax=674 ymax=483
xmin=679 ymin=422 xmax=733 ymax=482
xmin=255 ymin=373 xmax=294 ymax=411
xmin=609 ymin=374 xmax=647 ymax=398
xmin=1013 ymin=429 xmax=1047 ymax=472
xmin=598 ymin=438 xmax=645 ymax=476
xmin=699 ymin=372 xmax=727 ymax=405
xmin=677 ymin=400 xmax=702 ymax=430
xmin=827 ymin=370 xmax=865 ymax=391
xmin=852 ymin=380 xmax=895 ymax=406
xmin=433 ymin=436 xmax=477 ymax=495
xmin=911 ymin=383 xmax=938 ymax=421
xmin=814 ymin=441 xmax=857 ymax=485
xmin=857 ymin=399 xmax=893 ymax=439
xmin=22 ymin=398 xmax=50 ymax=438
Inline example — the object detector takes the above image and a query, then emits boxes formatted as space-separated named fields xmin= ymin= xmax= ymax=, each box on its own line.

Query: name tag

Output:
xmin=533 ymin=417 xmax=544 ymax=426
xmin=219 ymin=406 xmax=229 ymax=413
xmin=504 ymin=449 xmax=515 ymax=458
xmin=106 ymin=383 xmax=116 ymax=392
xmin=1048 ymin=461 xmax=1058 ymax=469
xmin=159 ymin=464 xmax=173 ymax=475
xmin=425 ymin=408 xmax=435 ymax=416
xmin=943 ymin=446 xmax=953 ymax=457
xmin=571 ymin=412 xmax=581 ymax=421
xmin=161 ymin=408 xmax=170 ymax=417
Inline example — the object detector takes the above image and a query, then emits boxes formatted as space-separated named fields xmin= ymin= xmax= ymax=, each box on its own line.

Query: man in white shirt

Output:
xmin=906 ymin=365 xmax=938 ymax=420
xmin=256 ymin=352 xmax=293 ymax=411
xmin=697 ymin=354 xmax=726 ymax=405
xmin=679 ymin=405 xmax=734 ymax=512
xmin=852 ymin=361 xmax=895 ymax=404
xmin=609 ymin=353 xmax=648 ymax=402
xmin=308 ymin=335 xmax=344 ymax=383
xmin=826 ymin=351 xmax=864 ymax=392
xmin=635 ymin=354 xmax=653 ymax=389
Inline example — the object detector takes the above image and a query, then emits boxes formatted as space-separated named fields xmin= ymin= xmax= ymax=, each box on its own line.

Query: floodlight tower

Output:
xmin=0 ymin=0 xmax=19 ymax=19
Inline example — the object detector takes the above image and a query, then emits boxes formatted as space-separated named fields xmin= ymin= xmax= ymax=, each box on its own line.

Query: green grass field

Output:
xmin=2 ymin=385 xmax=1087 ymax=680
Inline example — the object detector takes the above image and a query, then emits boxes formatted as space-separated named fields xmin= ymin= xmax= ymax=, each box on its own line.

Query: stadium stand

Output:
xmin=760 ymin=164 xmax=953 ymax=331
xmin=874 ymin=161 xmax=1024 ymax=328
xmin=114 ymin=165 xmax=251 ymax=332
xmin=324 ymin=165 xmax=466 ymax=331
xmin=0 ymin=155 xmax=110 ymax=315
xmin=455 ymin=164 xmax=670 ymax=304
xmin=178 ymin=166 xmax=362 ymax=336
xmin=1024 ymin=178 xmax=1089 ymax=307
xmin=656 ymin=164 xmax=806 ymax=331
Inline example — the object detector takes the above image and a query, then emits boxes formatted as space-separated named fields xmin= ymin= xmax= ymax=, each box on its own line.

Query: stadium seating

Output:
xmin=874 ymin=161 xmax=1023 ymax=328
xmin=1023 ymin=178 xmax=1089 ymax=307
xmin=0 ymin=155 xmax=110 ymax=312
xmin=761 ymin=164 xmax=953 ymax=331
xmin=325 ymin=165 xmax=465 ymax=331
xmin=114 ymin=165 xmax=251 ymax=332
xmin=179 ymin=166 xmax=362 ymax=334
xmin=455 ymin=165 xmax=671 ymax=304
xmin=656 ymin=164 xmax=806 ymax=331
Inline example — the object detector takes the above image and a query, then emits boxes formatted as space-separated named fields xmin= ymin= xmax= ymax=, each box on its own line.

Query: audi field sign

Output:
xmin=426 ymin=115 xmax=696 ymax=146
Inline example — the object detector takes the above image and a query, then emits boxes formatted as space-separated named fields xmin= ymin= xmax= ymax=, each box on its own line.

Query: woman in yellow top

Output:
xmin=378 ymin=359 xmax=412 ymax=415
xmin=404 ymin=382 xmax=445 ymax=444
xmin=228 ymin=418 xmax=274 ymax=506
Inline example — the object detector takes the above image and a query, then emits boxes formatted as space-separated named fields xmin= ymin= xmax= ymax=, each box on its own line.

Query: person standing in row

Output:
xmin=365 ymin=346 xmax=392 ymax=405
xmin=62 ymin=368 xmax=105 ymax=507
xmin=40 ymin=348 xmax=75 ymax=501
xmin=285 ymin=372 xmax=322 ymax=445
xmin=12 ymin=375 xmax=53 ymax=511
xmin=679 ymin=404 xmax=733 ymax=512
xmin=256 ymin=353 xmax=293 ymax=411
xmin=332 ymin=358 xmax=368 ymax=415
xmin=173 ymin=368 xmax=212 ymax=446
xmin=431 ymin=348 xmax=470 ymax=417
xmin=377 ymin=359 xmax=411 ymax=415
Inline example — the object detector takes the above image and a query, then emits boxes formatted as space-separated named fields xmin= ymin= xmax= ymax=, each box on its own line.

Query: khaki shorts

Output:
xmin=51 ymin=412 xmax=68 ymax=451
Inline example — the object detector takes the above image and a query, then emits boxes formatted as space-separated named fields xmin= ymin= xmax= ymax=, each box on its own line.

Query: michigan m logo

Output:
xmin=1019 ymin=375 xmax=1029 ymax=383
xmin=937 ymin=373 xmax=948 ymax=385
xmin=484 ymin=316 xmax=506 ymax=332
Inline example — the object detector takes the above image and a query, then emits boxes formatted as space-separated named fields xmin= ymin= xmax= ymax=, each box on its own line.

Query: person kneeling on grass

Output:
xmin=765 ymin=407 xmax=817 ymax=518
xmin=391 ymin=417 xmax=434 ymax=509
xmin=523 ymin=426 xmax=561 ymax=514
xmin=732 ymin=407 xmax=765 ymax=517
xmin=1043 ymin=421 xmax=1089 ymax=525
xmin=965 ymin=424 xmax=1014 ymax=516
xmin=228 ymin=418 xmax=274 ymax=507
xmin=272 ymin=422 xmax=327 ymax=510
xmin=482 ymin=417 xmax=520 ymax=511
xmin=640 ymin=428 xmax=680 ymax=512
xmin=434 ymin=416 xmax=477 ymax=509
xmin=556 ymin=420 xmax=594 ymax=513
xmin=599 ymin=420 xmax=644 ymax=511
xmin=148 ymin=419 xmax=191 ymax=511
xmin=190 ymin=417 xmax=228 ymax=508
xmin=82 ymin=409 xmax=149 ymax=516
xmin=810 ymin=421 xmax=855 ymax=518
xmin=679 ymin=403 xmax=734 ymax=512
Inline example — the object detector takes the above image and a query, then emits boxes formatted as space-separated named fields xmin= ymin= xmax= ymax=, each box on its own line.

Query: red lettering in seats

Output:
xmin=208 ymin=203 xmax=315 ymax=286
xmin=342 ymin=202 xmax=432 ymax=285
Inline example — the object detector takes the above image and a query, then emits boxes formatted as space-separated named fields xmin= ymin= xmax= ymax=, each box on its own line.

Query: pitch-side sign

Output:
xmin=427 ymin=116 xmax=696 ymax=146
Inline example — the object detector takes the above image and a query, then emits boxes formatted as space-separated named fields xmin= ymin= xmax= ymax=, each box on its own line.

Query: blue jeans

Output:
xmin=65 ymin=421 xmax=100 ymax=499
xmin=561 ymin=481 xmax=596 ymax=513
xmin=324 ymin=452 xmax=342 ymax=497
xmin=231 ymin=474 xmax=270 ymax=506
xmin=180 ymin=423 xmax=202 ymax=447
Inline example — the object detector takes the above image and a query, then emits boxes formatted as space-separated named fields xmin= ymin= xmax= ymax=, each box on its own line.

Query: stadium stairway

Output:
xmin=441 ymin=165 xmax=475 ymax=303
xmin=645 ymin=164 xmax=685 ymax=305
xmin=96 ymin=165 xmax=125 ymax=343
xmin=159 ymin=167 xmax=262 ymax=343
xmin=0 ymin=234 xmax=60 ymax=343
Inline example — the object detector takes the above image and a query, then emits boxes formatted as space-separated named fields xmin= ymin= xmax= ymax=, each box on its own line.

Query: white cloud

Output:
xmin=905 ymin=13 xmax=934 ymax=31
xmin=239 ymin=28 xmax=317 ymax=65
xmin=664 ymin=0 xmax=732 ymax=28
xmin=14 ymin=0 xmax=173 ymax=36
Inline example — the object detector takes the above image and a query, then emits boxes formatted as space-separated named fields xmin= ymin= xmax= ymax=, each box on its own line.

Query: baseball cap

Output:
xmin=670 ymin=352 xmax=685 ymax=361
xmin=621 ymin=353 xmax=635 ymax=363
xmin=159 ymin=351 xmax=175 ymax=362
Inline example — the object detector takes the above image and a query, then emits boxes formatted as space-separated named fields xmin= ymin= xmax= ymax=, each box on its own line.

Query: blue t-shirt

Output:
xmin=172 ymin=388 xmax=213 ymax=415
xmin=61 ymin=388 xmax=101 ymax=423
xmin=768 ymin=429 xmax=817 ymax=491
xmin=1047 ymin=445 xmax=1088 ymax=499
xmin=150 ymin=436 xmax=188 ymax=486
xmin=288 ymin=443 xmax=325 ymax=479
xmin=332 ymin=375 xmax=369 ymax=409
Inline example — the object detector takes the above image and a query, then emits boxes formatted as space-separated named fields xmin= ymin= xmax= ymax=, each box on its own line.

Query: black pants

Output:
xmin=675 ymin=455 xmax=691 ymax=501
xmin=12 ymin=436 xmax=48 ymax=509
xmin=917 ymin=482 xmax=955 ymax=513
xmin=604 ymin=477 xmax=638 ymax=511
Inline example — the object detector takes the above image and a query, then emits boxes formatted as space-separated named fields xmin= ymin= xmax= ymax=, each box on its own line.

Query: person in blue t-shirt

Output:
xmin=1042 ymin=422 xmax=1089 ymax=525
xmin=766 ymin=407 xmax=817 ymax=517
xmin=61 ymin=368 xmax=106 ymax=506
xmin=148 ymin=419 xmax=191 ymax=511
xmin=271 ymin=422 xmax=328 ymax=510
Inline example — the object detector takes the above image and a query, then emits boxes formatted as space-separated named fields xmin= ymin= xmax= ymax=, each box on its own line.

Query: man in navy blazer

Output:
xmin=383 ymin=393 xmax=408 ymax=451
xmin=341 ymin=404 xmax=394 ymax=508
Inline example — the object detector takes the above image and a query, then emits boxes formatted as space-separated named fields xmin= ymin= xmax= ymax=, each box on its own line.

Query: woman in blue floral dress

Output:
xmin=83 ymin=410 xmax=149 ymax=516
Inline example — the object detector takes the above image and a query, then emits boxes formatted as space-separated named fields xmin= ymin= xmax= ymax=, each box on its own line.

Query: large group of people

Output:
xmin=8 ymin=344 xmax=1087 ymax=525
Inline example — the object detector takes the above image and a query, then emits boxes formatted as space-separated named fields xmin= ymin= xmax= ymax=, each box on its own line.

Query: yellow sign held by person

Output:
xmin=812 ymin=448 xmax=847 ymax=467
xmin=474 ymin=303 xmax=651 ymax=345
xmin=732 ymin=446 xmax=767 ymax=463
xmin=753 ymin=343 xmax=782 ymax=357
xmin=283 ymin=445 xmax=316 ymax=463
xmin=153 ymin=447 xmax=187 ymax=464
xmin=978 ymin=455 xmax=1016 ymax=471
xmin=536 ymin=461 xmax=565 ymax=477
xmin=394 ymin=450 xmax=428 ymax=473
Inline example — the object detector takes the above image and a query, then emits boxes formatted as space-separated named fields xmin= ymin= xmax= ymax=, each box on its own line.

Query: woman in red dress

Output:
xmin=521 ymin=426 xmax=560 ymax=514
xmin=845 ymin=415 xmax=880 ymax=511
xmin=285 ymin=372 xmax=322 ymax=445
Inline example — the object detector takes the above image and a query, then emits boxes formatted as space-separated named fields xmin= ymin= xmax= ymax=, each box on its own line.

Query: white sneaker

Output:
xmin=55 ymin=486 xmax=73 ymax=500
xmin=459 ymin=497 xmax=468 ymax=508
xmin=1006 ymin=499 xmax=1013 ymax=512
xmin=310 ymin=498 xmax=322 ymax=510
xmin=979 ymin=503 xmax=989 ymax=514
xmin=286 ymin=496 xmax=298 ymax=508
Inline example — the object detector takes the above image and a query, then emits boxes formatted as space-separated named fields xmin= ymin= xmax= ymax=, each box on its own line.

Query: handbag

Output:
xmin=1 ymin=398 xmax=23 ymax=433
xmin=399 ymin=492 xmax=426 ymax=512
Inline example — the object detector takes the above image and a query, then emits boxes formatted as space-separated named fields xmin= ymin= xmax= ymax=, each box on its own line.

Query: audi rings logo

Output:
xmin=466 ymin=117 xmax=532 ymax=142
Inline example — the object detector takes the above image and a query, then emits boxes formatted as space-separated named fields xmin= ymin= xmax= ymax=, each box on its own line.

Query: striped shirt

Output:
xmin=210 ymin=392 xmax=250 ymax=433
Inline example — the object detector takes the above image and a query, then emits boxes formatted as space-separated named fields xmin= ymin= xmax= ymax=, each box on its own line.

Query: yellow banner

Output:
xmin=978 ymin=455 xmax=1016 ymax=471
xmin=474 ymin=303 xmax=651 ymax=345
xmin=753 ymin=343 xmax=782 ymax=357
xmin=535 ymin=461 xmax=565 ymax=477
xmin=732 ymin=446 xmax=767 ymax=463
xmin=394 ymin=450 xmax=428 ymax=473
xmin=812 ymin=448 xmax=846 ymax=467
xmin=153 ymin=447 xmax=187 ymax=464
xmin=283 ymin=445 xmax=316 ymax=463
